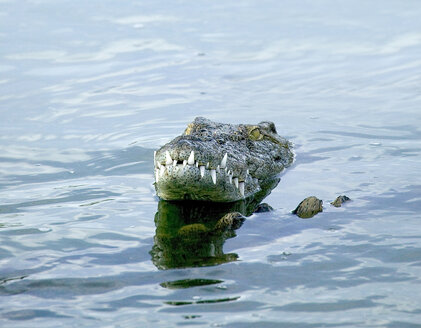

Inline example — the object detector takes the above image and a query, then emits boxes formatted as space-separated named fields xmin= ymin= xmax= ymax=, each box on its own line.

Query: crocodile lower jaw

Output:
xmin=154 ymin=151 xmax=260 ymax=202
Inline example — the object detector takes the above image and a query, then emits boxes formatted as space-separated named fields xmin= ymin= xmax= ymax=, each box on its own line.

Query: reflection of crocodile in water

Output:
xmin=153 ymin=117 xmax=294 ymax=202
xmin=151 ymin=201 xmax=245 ymax=270
xmin=150 ymin=177 xmax=280 ymax=270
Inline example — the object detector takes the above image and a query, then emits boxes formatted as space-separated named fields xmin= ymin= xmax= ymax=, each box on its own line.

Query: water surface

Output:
xmin=1 ymin=0 xmax=421 ymax=327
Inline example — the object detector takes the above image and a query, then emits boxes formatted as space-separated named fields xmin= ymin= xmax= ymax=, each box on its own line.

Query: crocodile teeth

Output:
xmin=206 ymin=162 xmax=209 ymax=169
xmin=239 ymin=182 xmax=245 ymax=197
xmin=173 ymin=160 xmax=177 ymax=167
xmin=210 ymin=169 xmax=217 ymax=184
xmin=200 ymin=165 xmax=205 ymax=177
xmin=188 ymin=151 xmax=195 ymax=165
xmin=165 ymin=151 xmax=172 ymax=165
xmin=216 ymin=165 xmax=220 ymax=173
xmin=233 ymin=177 xmax=239 ymax=188
xmin=157 ymin=161 xmax=162 ymax=169
xmin=160 ymin=165 xmax=166 ymax=177
xmin=228 ymin=174 xmax=233 ymax=184
xmin=183 ymin=160 xmax=187 ymax=167
xmin=220 ymin=153 xmax=227 ymax=169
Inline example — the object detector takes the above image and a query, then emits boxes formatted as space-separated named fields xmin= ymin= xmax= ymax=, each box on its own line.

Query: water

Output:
xmin=1 ymin=0 xmax=421 ymax=326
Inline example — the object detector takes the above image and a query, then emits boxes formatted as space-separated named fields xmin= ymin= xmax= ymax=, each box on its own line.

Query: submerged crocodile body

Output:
xmin=154 ymin=117 xmax=294 ymax=202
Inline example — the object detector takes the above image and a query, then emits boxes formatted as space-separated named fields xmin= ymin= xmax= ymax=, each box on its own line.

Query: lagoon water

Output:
xmin=1 ymin=0 xmax=421 ymax=327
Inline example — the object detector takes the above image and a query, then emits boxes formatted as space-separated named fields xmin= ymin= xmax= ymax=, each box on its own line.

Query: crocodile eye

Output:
xmin=249 ymin=128 xmax=263 ymax=141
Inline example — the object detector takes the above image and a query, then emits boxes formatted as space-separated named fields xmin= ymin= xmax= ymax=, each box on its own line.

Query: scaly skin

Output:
xmin=154 ymin=117 xmax=294 ymax=202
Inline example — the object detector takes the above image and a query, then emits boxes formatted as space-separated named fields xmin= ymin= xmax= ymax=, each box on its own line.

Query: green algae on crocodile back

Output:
xmin=154 ymin=117 xmax=294 ymax=202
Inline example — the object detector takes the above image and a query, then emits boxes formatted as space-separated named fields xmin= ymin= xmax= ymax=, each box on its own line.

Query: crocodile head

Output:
xmin=154 ymin=117 xmax=294 ymax=202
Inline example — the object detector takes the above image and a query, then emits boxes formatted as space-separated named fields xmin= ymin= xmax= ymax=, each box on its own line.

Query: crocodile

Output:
xmin=153 ymin=117 xmax=294 ymax=202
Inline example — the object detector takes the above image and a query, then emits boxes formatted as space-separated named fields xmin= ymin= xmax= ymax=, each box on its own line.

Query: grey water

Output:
xmin=1 ymin=0 xmax=421 ymax=326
